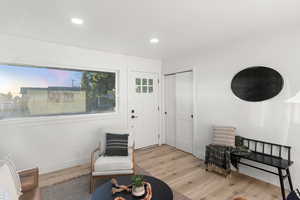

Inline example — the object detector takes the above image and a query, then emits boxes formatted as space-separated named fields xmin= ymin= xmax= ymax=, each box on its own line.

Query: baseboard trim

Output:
xmin=40 ymin=157 xmax=90 ymax=174
xmin=136 ymin=144 xmax=159 ymax=150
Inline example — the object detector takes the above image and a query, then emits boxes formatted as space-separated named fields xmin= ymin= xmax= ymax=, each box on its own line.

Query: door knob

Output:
xmin=131 ymin=115 xmax=138 ymax=119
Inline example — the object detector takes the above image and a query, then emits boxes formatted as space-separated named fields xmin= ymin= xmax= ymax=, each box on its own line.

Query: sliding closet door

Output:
xmin=164 ymin=75 xmax=176 ymax=146
xmin=176 ymin=71 xmax=193 ymax=153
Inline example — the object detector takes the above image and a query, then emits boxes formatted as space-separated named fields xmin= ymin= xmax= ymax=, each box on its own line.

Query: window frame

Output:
xmin=0 ymin=63 xmax=120 ymax=124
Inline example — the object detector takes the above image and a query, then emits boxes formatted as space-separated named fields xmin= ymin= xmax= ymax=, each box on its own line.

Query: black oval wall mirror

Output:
xmin=231 ymin=66 xmax=284 ymax=102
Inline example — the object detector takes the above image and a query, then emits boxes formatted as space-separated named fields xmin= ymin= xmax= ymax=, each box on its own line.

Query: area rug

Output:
xmin=41 ymin=166 xmax=191 ymax=200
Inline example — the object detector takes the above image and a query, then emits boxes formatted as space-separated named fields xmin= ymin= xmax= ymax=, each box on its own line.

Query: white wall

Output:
xmin=163 ymin=30 xmax=300 ymax=188
xmin=0 ymin=34 xmax=162 ymax=173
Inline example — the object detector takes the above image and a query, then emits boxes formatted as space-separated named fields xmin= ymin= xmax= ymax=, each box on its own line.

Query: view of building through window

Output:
xmin=0 ymin=65 xmax=116 ymax=119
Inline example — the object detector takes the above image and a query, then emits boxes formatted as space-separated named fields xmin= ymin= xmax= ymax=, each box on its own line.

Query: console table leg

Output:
xmin=278 ymin=168 xmax=286 ymax=200
xmin=286 ymin=168 xmax=294 ymax=192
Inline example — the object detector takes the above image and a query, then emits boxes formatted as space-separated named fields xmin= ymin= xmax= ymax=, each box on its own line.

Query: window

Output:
xmin=63 ymin=92 xmax=74 ymax=103
xmin=136 ymin=78 xmax=141 ymax=93
xmin=135 ymin=77 xmax=154 ymax=94
xmin=0 ymin=64 xmax=117 ymax=120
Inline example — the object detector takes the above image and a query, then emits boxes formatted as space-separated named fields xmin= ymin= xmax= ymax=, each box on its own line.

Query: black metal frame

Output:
xmin=234 ymin=137 xmax=294 ymax=200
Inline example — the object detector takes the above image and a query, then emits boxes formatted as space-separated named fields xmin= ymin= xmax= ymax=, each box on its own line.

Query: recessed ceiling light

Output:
xmin=71 ymin=18 xmax=84 ymax=25
xmin=150 ymin=38 xmax=159 ymax=44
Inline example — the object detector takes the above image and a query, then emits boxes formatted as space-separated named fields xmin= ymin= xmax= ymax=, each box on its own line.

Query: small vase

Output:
xmin=132 ymin=184 xmax=145 ymax=197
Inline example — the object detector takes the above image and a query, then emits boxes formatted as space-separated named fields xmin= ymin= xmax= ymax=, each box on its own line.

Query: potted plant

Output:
xmin=131 ymin=175 xmax=145 ymax=197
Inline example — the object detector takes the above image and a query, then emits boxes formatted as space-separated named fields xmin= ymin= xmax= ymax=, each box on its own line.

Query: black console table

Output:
xmin=231 ymin=137 xmax=294 ymax=200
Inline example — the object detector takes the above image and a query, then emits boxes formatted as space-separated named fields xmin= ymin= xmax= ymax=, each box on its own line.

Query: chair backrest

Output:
xmin=98 ymin=129 xmax=134 ymax=154
xmin=212 ymin=126 xmax=236 ymax=147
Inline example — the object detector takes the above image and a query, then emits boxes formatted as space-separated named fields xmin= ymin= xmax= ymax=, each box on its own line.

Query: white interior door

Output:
xmin=175 ymin=71 xmax=193 ymax=153
xmin=128 ymin=71 xmax=159 ymax=149
xmin=164 ymin=75 xmax=176 ymax=147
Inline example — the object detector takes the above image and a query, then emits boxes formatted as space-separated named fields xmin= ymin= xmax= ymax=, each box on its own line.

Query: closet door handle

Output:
xmin=191 ymin=114 xmax=193 ymax=118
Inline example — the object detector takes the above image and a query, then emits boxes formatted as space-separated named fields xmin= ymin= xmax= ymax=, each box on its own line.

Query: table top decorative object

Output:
xmin=111 ymin=178 xmax=131 ymax=194
xmin=91 ymin=175 xmax=173 ymax=200
xmin=111 ymin=176 xmax=153 ymax=200
xmin=114 ymin=197 xmax=126 ymax=200
xmin=131 ymin=175 xmax=145 ymax=197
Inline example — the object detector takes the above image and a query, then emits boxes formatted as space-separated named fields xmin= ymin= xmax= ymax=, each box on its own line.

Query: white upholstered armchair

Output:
xmin=90 ymin=131 xmax=136 ymax=193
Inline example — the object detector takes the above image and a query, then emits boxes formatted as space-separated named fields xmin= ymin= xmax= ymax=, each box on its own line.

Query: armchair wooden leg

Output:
xmin=90 ymin=175 xmax=95 ymax=193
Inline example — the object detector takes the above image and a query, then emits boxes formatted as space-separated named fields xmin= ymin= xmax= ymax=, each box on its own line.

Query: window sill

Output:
xmin=0 ymin=112 xmax=121 ymax=127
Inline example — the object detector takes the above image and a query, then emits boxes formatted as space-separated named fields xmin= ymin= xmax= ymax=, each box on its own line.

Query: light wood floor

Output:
xmin=136 ymin=145 xmax=282 ymax=200
xmin=40 ymin=145 xmax=282 ymax=200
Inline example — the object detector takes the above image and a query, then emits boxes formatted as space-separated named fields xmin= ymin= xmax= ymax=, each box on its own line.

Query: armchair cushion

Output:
xmin=98 ymin=129 xmax=133 ymax=155
xmin=105 ymin=133 xmax=129 ymax=156
xmin=0 ymin=163 xmax=20 ymax=200
xmin=93 ymin=149 xmax=133 ymax=175
xmin=1 ymin=158 xmax=22 ymax=196
xmin=92 ymin=169 xmax=134 ymax=176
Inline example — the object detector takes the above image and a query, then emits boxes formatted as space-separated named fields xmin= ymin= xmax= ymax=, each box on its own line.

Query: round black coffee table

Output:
xmin=91 ymin=175 xmax=173 ymax=200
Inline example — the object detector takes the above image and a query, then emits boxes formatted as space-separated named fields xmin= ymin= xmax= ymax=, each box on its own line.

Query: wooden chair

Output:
xmin=205 ymin=126 xmax=236 ymax=177
xmin=90 ymin=135 xmax=135 ymax=193
xmin=19 ymin=168 xmax=41 ymax=200
xmin=0 ymin=158 xmax=41 ymax=200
